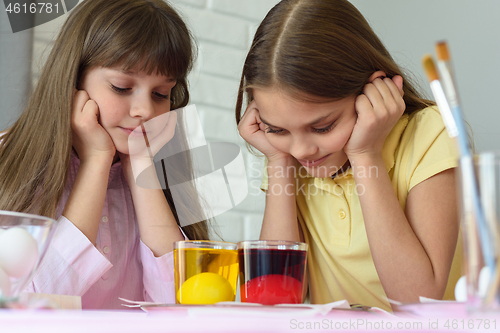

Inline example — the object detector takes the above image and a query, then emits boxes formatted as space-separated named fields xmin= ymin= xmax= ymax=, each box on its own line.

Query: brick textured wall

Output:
xmin=31 ymin=0 xmax=280 ymax=242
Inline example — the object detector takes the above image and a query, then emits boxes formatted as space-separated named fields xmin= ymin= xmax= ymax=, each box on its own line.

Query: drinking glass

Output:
xmin=460 ymin=152 xmax=500 ymax=311
xmin=238 ymin=240 xmax=308 ymax=305
xmin=174 ymin=240 xmax=238 ymax=304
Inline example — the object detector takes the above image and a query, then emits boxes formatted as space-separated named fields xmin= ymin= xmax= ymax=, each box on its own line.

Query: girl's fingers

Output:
xmin=347 ymin=75 xmax=406 ymax=156
xmin=76 ymin=99 xmax=100 ymax=131
xmin=385 ymin=76 xmax=406 ymax=111
xmin=82 ymin=99 xmax=99 ymax=118
xmin=246 ymin=100 xmax=258 ymax=113
xmin=392 ymin=75 xmax=404 ymax=95
xmin=368 ymin=78 xmax=393 ymax=106
xmin=381 ymin=77 xmax=405 ymax=117
xmin=238 ymin=101 xmax=290 ymax=161
xmin=240 ymin=100 xmax=259 ymax=124
xmin=129 ymin=111 xmax=177 ymax=158
xmin=354 ymin=94 xmax=377 ymax=127
xmin=71 ymin=91 xmax=116 ymax=162
xmin=377 ymin=76 xmax=404 ymax=105
xmin=258 ymin=114 xmax=266 ymax=132
xmin=73 ymin=90 xmax=91 ymax=116
xmin=363 ymin=77 xmax=404 ymax=116
xmin=238 ymin=103 xmax=273 ymax=151
xmin=152 ymin=111 xmax=177 ymax=149
xmin=238 ymin=102 xmax=262 ymax=135
xmin=354 ymin=94 xmax=372 ymax=115
xmin=361 ymin=83 xmax=382 ymax=113
xmin=72 ymin=90 xmax=100 ymax=130
xmin=164 ymin=111 xmax=177 ymax=141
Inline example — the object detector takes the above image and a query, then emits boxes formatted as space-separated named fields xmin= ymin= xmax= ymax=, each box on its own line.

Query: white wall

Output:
xmin=2 ymin=0 xmax=500 ymax=242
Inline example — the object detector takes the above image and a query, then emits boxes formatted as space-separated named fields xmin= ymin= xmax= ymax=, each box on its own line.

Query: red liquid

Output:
xmin=238 ymin=248 xmax=307 ymax=305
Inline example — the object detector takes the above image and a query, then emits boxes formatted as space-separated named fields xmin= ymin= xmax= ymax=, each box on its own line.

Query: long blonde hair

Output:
xmin=236 ymin=0 xmax=433 ymax=124
xmin=0 ymin=0 xmax=210 ymax=240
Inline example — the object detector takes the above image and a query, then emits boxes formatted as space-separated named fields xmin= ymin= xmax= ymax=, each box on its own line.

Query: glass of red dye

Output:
xmin=237 ymin=240 xmax=308 ymax=305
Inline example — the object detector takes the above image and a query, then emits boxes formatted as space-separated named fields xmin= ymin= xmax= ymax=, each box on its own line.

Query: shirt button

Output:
xmin=101 ymin=216 xmax=109 ymax=223
xmin=103 ymin=246 xmax=110 ymax=254
xmin=338 ymin=210 xmax=346 ymax=219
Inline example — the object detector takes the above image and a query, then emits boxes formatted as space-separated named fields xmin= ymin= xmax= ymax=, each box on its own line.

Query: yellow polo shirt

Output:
xmin=261 ymin=106 xmax=463 ymax=311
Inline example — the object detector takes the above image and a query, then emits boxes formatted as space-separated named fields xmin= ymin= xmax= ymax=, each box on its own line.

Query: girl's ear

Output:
xmin=367 ymin=71 xmax=387 ymax=83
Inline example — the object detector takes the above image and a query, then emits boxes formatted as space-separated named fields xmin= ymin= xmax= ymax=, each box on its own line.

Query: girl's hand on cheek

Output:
xmin=72 ymin=90 xmax=116 ymax=164
xmin=238 ymin=100 xmax=290 ymax=163
xmin=123 ymin=111 xmax=178 ymax=188
xmin=128 ymin=111 xmax=177 ymax=161
xmin=344 ymin=75 xmax=405 ymax=159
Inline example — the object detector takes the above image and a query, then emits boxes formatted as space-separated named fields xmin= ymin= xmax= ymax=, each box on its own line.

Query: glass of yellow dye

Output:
xmin=174 ymin=240 xmax=238 ymax=304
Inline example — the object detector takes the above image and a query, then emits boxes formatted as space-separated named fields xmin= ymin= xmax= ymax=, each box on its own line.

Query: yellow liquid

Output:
xmin=174 ymin=248 xmax=239 ymax=304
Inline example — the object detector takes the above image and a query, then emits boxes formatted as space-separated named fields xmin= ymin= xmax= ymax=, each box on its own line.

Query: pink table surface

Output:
xmin=1 ymin=302 xmax=500 ymax=333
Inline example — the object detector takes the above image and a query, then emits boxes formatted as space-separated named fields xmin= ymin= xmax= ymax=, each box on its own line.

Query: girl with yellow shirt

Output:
xmin=236 ymin=0 xmax=462 ymax=311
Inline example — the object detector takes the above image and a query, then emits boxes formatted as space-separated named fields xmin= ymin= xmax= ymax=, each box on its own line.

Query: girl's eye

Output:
xmin=153 ymin=92 xmax=169 ymax=100
xmin=265 ymin=127 xmax=285 ymax=135
xmin=111 ymin=84 xmax=130 ymax=93
xmin=313 ymin=122 xmax=335 ymax=134
xmin=110 ymin=85 xmax=169 ymax=101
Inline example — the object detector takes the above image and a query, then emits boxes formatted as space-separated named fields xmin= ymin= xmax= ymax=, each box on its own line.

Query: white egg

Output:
xmin=454 ymin=267 xmax=493 ymax=303
xmin=0 ymin=266 xmax=11 ymax=297
xmin=0 ymin=227 xmax=39 ymax=278
xmin=454 ymin=275 xmax=467 ymax=302
xmin=479 ymin=266 xmax=492 ymax=298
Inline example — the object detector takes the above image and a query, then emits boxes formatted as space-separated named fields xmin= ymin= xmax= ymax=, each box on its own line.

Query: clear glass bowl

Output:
xmin=0 ymin=210 xmax=56 ymax=300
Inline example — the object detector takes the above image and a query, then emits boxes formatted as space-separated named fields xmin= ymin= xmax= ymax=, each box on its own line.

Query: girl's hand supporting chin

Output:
xmin=63 ymin=89 xmax=116 ymax=244
xmin=344 ymin=74 xmax=405 ymax=160
xmin=238 ymin=100 xmax=290 ymax=163
xmin=123 ymin=111 xmax=177 ymax=189
xmin=71 ymin=89 xmax=116 ymax=163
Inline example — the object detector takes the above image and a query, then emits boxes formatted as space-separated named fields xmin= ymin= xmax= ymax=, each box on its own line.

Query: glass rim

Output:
xmin=174 ymin=240 xmax=237 ymax=250
xmin=477 ymin=151 xmax=500 ymax=162
xmin=0 ymin=210 xmax=57 ymax=224
xmin=475 ymin=150 xmax=500 ymax=156
xmin=468 ymin=151 xmax=500 ymax=161
xmin=237 ymin=240 xmax=308 ymax=251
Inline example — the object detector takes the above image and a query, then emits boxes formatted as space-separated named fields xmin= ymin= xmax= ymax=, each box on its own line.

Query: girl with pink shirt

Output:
xmin=0 ymin=0 xmax=210 ymax=309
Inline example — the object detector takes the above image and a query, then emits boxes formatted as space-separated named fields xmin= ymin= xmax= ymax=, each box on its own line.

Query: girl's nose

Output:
xmin=289 ymin=138 xmax=318 ymax=160
xmin=130 ymin=95 xmax=155 ymax=120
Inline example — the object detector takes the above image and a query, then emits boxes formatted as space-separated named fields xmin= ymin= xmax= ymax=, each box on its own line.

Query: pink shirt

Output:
xmin=26 ymin=151 xmax=182 ymax=309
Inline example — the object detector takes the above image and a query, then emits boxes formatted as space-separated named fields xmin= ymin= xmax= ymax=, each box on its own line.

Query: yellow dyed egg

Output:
xmin=177 ymin=272 xmax=234 ymax=304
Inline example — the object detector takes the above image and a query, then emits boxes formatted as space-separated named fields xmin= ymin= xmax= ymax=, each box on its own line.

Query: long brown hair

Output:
xmin=0 ymin=0 xmax=209 ymax=240
xmin=236 ymin=0 xmax=433 ymax=124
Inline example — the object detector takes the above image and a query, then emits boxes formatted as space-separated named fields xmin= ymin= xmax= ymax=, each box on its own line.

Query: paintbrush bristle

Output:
xmin=436 ymin=41 xmax=450 ymax=61
xmin=422 ymin=54 xmax=439 ymax=82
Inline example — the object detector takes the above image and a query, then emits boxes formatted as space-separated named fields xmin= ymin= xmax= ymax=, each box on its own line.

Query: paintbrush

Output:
xmin=434 ymin=42 xmax=497 ymax=274
xmin=422 ymin=52 xmax=495 ymax=299
xmin=435 ymin=41 xmax=500 ymax=243
xmin=421 ymin=54 xmax=457 ymax=138
xmin=434 ymin=42 xmax=470 ymax=157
